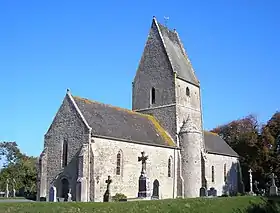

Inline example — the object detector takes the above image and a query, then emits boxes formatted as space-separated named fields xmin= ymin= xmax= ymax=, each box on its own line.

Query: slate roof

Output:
xmin=204 ymin=131 xmax=239 ymax=157
xmin=72 ymin=96 xmax=176 ymax=147
xmin=156 ymin=20 xmax=199 ymax=86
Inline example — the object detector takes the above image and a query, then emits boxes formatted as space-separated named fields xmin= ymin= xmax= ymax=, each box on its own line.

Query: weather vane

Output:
xmin=164 ymin=16 xmax=169 ymax=27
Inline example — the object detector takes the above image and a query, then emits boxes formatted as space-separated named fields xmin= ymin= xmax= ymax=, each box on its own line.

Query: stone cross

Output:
xmin=12 ymin=178 xmax=16 ymax=197
xmin=270 ymin=173 xmax=277 ymax=187
xmin=103 ymin=176 xmax=112 ymax=202
xmin=105 ymin=176 xmax=112 ymax=191
xmin=269 ymin=173 xmax=278 ymax=196
xmin=248 ymin=169 xmax=253 ymax=193
xmin=5 ymin=179 xmax=9 ymax=198
xmin=138 ymin=151 xmax=148 ymax=174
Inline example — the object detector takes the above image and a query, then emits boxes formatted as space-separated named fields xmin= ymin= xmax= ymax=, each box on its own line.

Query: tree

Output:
xmin=211 ymin=115 xmax=269 ymax=191
xmin=0 ymin=141 xmax=37 ymax=194
xmin=262 ymin=112 xmax=280 ymax=185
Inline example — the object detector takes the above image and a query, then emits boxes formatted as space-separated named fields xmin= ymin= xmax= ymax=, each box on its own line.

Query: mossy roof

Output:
xmin=73 ymin=96 xmax=176 ymax=147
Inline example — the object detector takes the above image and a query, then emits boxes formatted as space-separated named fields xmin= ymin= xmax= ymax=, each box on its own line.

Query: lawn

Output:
xmin=0 ymin=196 xmax=278 ymax=213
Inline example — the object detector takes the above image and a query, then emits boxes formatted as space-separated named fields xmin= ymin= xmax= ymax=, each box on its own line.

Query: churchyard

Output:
xmin=1 ymin=153 xmax=280 ymax=213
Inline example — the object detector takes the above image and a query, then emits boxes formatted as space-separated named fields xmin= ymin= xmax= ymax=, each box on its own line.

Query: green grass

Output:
xmin=0 ymin=197 xmax=25 ymax=199
xmin=0 ymin=196 xmax=279 ymax=213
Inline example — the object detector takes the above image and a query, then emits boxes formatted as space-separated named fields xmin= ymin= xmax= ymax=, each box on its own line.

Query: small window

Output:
xmin=168 ymin=156 xmax=172 ymax=177
xmin=211 ymin=166 xmax=215 ymax=183
xmin=151 ymin=87 xmax=155 ymax=104
xmin=224 ymin=164 xmax=227 ymax=182
xmin=186 ymin=87 xmax=190 ymax=97
xmin=116 ymin=151 xmax=122 ymax=175
xmin=62 ymin=139 xmax=68 ymax=167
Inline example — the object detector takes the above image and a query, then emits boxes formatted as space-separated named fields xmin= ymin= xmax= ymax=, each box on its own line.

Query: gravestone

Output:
xmin=138 ymin=151 xmax=151 ymax=198
xmin=248 ymin=169 xmax=254 ymax=195
xmin=67 ymin=189 xmax=72 ymax=202
xmin=12 ymin=178 xmax=16 ymax=197
xmin=49 ymin=185 xmax=57 ymax=202
xmin=208 ymin=187 xmax=217 ymax=197
xmin=103 ymin=176 xmax=112 ymax=202
xmin=5 ymin=179 xmax=9 ymax=198
xmin=269 ymin=173 xmax=278 ymax=196
xmin=200 ymin=187 xmax=207 ymax=197
xmin=254 ymin=180 xmax=260 ymax=195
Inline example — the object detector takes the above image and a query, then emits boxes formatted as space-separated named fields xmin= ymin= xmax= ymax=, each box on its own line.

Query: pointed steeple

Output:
xmin=153 ymin=17 xmax=199 ymax=86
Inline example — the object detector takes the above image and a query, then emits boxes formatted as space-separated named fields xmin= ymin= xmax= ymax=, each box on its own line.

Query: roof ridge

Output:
xmin=73 ymin=95 xmax=143 ymax=116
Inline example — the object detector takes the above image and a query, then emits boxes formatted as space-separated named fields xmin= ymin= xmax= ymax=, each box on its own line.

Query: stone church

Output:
xmin=37 ymin=17 xmax=241 ymax=202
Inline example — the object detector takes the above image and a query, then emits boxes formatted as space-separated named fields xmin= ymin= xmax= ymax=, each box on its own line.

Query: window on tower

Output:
xmin=186 ymin=87 xmax=190 ymax=97
xmin=151 ymin=87 xmax=156 ymax=104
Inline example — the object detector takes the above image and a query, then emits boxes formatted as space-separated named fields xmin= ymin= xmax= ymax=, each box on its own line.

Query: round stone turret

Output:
xmin=179 ymin=116 xmax=202 ymax=198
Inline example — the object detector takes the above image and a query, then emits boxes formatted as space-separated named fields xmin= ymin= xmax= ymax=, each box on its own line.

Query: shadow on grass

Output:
xmin=235 ymin=197 xmax=280 ymax=213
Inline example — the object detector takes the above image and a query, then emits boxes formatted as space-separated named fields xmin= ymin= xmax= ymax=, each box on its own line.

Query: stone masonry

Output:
xmin=37 ymin=17 xmax=240 ymax=202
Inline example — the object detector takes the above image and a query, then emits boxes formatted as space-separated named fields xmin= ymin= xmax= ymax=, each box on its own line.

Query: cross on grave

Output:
xmin=103 ymin=176 xmax=112 ymax=202
xmin=248 ymin=169 xmax=253 ymax=193
xmin=5 ymin=179 xmax=9 ymax=198
xmin=106 ymin=176 xmax=112 ymax=191
xmin=270 ymin=173 xmax=277 ymax=187
xmin=269 ymin=173 xmax=278 ymax=196
xmin=138 ymin=151 xmax=148 ymax=175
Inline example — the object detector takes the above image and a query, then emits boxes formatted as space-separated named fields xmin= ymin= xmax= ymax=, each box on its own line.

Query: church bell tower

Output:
xmin=132 ymin=17 xmax=204 ymax=197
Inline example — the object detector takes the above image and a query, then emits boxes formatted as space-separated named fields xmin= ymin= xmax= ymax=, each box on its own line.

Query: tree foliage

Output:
xmin=211 ymin=112 xmax=280 ymax=191
xmin=0 ymin=141 xmax=37 ymax=193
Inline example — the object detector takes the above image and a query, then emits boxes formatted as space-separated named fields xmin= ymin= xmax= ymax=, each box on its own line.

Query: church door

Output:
xmin=61 ymin=178 xmax=69 ymax=199
xmin=152 ymin=179 xmax=159 ymax=199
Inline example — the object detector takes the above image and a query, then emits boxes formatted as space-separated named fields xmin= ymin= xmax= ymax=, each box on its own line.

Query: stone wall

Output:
xmin=175 ymin=78 xmax=202 ymax=134
xmin=44 ymin=94 xmax=90 ymax=200
xmin=91 ymin=137 xmax=178 ymax=202
xmin=132 ymin=19 xmax=175 ymax=111
xmin=205 ymin=153 xmax=239 ymax=196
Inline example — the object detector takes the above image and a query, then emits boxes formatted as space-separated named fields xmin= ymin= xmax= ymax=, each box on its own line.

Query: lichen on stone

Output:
xmin=145 ymin=115 xmax=176 ymax=147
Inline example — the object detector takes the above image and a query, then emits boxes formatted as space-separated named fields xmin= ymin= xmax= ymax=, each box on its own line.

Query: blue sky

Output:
xmin=0 ymin=0 xmax=279 ymax=157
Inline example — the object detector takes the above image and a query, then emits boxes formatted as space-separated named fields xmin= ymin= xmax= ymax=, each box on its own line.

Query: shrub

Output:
xmin=112 ymin=193 xmax=127 ymax=202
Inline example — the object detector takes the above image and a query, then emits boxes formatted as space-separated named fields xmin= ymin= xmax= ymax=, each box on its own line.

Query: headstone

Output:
xmin=49 ymin=186 xmax=57 ymax=202
xmin=137 ymin=151 xmax=151 ymax=198
xmin=67 ymin=189 xmax=72 ymax=202
xmin=208 ymin=187 xmax=217 ymax=197
xmin=248 ymin=169 xmax=254 ymax=195
xmin=5 ymin=179 xmax=9 ymax=198
xmin=254 ymin=180 xmax=260 ymax=195
xmin=269 ymin=173 xmax=278 ymax=196
xmin=12 ymin=178 xmax=16 ymax=197
xmin=200 ymin=187 xmax=207 ymax=197
xmin=103 ymin=176 xmax=112 ymax=202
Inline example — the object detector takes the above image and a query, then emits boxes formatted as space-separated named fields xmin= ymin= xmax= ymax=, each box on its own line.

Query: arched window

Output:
xmin=211 ymin=166 xmax=215 ymax=183
xmin=116 ymin=151 xmax=122 ymax=175
xmin=62 ymin=139 xmax=68 ymax=167
xmin=168 ymin=156 xmax=172 ymax=177
xmin=224 ymin=164 xmax=227 ymax=182
xmin=186 ymin=87 xmax=190 ymax=97
xmin=151 ymin=87 xmax=155 ymax=104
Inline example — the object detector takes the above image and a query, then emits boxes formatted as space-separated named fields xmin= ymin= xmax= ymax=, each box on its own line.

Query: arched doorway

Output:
xmin=152 ymin=179 xmax=159 ymax=199
xmin=61 ymin=178 xmax=69 ymax=199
